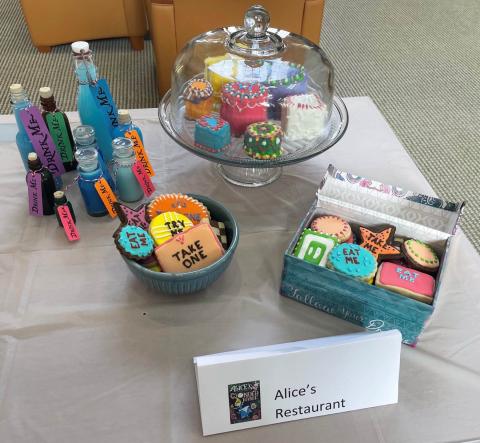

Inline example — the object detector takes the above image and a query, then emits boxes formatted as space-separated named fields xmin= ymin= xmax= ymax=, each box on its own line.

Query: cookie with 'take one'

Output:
xmin=154 ymin=223 xmax=224 ymax=273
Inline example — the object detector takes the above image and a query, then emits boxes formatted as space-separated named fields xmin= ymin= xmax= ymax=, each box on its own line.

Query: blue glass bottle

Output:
xmin=71 ymin=41 xmax=114 ymax=162
xmin=73 ymin=125 xmax=115 ymax=191
xmin=10 ymin=83 xmax=35 ymax=171
xmin=112 ymin=137 xmax=144 ymax=203
xmin=114 ymin=109 xmax=144 ymax=142
xmin=75 ymin=148 xmax=108 ymax=217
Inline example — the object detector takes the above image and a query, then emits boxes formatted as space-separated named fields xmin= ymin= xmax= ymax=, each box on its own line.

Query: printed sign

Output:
xmin=26 ymin=172 xmax=43 ymax=216
xmin=132 ymin=160 xmax=155 ymax=197
xmin=125 ymin=130 xmax=155 ymax=177
xmin=90 ymin=79 xmax=119 ymax=135
xmin=20 ymin=106 xmax=65 ymax=177
xmin=57 ymin=205 xmax=80 ymax=241
xmin=45 ymin=112 xmax=74 ymax=163
xmin=94 ymin=177 xmax=117 ymax=218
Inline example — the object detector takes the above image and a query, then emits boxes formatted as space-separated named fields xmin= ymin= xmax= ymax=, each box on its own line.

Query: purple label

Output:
xmin=20 ymin=106 xmax=65 ymax=177
xmin=26 ymin=172 xmax=43 ymax=216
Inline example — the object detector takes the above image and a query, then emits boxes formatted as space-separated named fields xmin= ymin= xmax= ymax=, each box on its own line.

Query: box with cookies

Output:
xmin=281 ymin=165 xmax=464 ymax=345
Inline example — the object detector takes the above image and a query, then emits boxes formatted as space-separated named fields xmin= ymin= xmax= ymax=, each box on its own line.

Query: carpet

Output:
xmin=1 ymin=0 xmax=478 ymax=250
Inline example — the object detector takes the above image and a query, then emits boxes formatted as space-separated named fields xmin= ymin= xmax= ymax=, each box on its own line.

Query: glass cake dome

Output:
xmin=159 ymin=4 xmax=348 ymax=186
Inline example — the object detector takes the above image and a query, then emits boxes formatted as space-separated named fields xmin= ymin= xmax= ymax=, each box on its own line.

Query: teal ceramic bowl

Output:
xmin=122 ymin=194 xmax=239 ymax=294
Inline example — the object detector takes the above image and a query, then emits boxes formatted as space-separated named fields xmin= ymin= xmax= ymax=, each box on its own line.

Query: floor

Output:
xmin=1 ymin=0 xmax=479 ymax=250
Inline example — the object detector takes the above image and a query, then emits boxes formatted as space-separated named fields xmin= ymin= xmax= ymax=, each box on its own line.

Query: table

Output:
xmin=1 ymin=97 xmax=479 ymax=443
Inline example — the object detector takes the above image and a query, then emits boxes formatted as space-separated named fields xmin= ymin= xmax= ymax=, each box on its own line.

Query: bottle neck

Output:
xmin=11 ymin=91 xmax=31 ymax=110
xmin=40 ymin=95 xmax=58 ymax=113
xmin=28 ymin=158 xmax=43 ymax=172
xmin=73 ymin=51 xmax=98 ymax=85
xmin=113 ymin=150 xmax=136 ymax=167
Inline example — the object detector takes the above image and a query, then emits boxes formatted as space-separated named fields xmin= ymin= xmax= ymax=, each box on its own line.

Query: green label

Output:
xmin=45 ymin=112 xmax=74 ymax=162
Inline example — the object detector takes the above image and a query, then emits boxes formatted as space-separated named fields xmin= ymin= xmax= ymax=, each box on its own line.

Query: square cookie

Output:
xmin=293 ymin=229 xmax=338 ymax=267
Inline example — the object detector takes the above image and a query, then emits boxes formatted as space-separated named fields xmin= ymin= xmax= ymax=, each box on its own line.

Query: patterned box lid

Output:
xmin=316 ymin=165 xmax=464 ymax=236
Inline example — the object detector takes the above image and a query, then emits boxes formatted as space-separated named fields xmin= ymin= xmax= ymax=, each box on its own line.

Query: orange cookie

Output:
xmin=147 ymin=193 xmax=210 ymax=225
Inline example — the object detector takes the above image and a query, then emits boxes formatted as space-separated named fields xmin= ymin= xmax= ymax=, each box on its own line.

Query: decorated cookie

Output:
xmin=402 ymin=239 xmax=440 ymax=273
xmin=114 ymin=202 xmax=149 ymax=230
xmin=293 ymin=229 xmax=338 ymax=267
xmin=149 ymin=211 xmax=194 ymax=246
xmin=194 ymin=115 xmax=231 ymax=152
xmin=147 ymin=194 xmax=210 ymax=224
xmin=358 ymin=225 xmax=402 ymax=262
xmin=154 ymin=223 xmax=224 ymax=273
xmin=210 ymin=219 xmax=228 ymax=249
xmin=244 ymin=121 xmax=282 ymax=160
xmin=311 ymin=215 xmax=352 ymax=244
xmin=327 ymin=244 xmax=377 ymax=283
xmin=375 ymin=262 xmax=435 ymax=304
xmin=114 ymin=225 xmax=155 ymax=261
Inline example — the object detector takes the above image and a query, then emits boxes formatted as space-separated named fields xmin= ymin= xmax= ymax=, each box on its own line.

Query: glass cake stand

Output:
xmin=158 ymin=92 xmax=348 ymax=187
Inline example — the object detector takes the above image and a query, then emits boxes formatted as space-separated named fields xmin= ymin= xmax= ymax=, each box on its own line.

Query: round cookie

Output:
xmin=114 ymin=225 xmax=154 ymax=261
xmin=148 ymin=194 xmax=210 ymax=224
xmin=311 ymin=215 xmax=352 ymax=244
xmin=149 ymin=211 xmax=194 ymax=246
xmin=327 ymin=243 xmax=377 ymax=283
xmin=402 ymin=239 xmax=440 ymax=273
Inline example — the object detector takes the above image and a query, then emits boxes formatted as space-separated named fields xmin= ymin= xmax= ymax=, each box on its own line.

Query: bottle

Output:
xmin=112 ymin=137 xmax=144 ymax=203
xmin=73 ymin=125 xmax=115 ymax=190
xmin=27 ymin=152 xmax=56 ymax=215
xmin=114 ymin=109 xmax=144 ymax=142
xmin=54 ymin=190 xmax=76 ymax=227
xmin=39 ymin=87 xmax=77 ymax=172
xmin=75 ymin=148 xmax=108 ymax=217
xmin=10 ymin=84 xmax=35 ymax=171
xmin=71 ymin=41 xmax=114 ymax=162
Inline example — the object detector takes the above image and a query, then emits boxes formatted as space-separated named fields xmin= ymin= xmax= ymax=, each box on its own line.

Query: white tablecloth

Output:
xmin=1 ymin=97 xmax=479 ymax=443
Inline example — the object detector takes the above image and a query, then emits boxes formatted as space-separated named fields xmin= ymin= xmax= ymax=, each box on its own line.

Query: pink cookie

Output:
xmin=375 ymin=262 xmax=435 ymax=304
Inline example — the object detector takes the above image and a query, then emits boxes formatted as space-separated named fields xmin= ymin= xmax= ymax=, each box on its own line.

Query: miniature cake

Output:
xmin=293 ymin=229 xmax=338 ymax=267
xmin=327 ymin=243 xmax=377 ymax=283
xmin=220 ymin=82 xmax=268 ymax=136
xmin=194 ymin=114 xmax=231 ymax=152
xmin=281 ymin=93 xmax=328 ymax=142
xmin=183 ymin=78 xmax=214 ymax=120
xmin=375 ymin=262 xmax=435 ymax=304
xmin=244 ymin=121 xmax=282 ymax=159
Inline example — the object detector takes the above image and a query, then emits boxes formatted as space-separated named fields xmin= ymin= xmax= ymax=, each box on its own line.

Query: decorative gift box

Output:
xmin=280 ymin=165 xmax=464 ymax=345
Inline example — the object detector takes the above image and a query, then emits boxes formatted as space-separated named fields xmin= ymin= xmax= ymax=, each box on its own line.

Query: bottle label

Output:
xmin=90 ymin=79 xmax=119 ymax=135
xmin=57 ymin=204 xmax=80 ymax=241
xmin=26 ymin=172 xmax=43 ymax=216
xmin=45 ymin=112 xmax=74 ymax=163
xmin=132 ymin=160 xmax=155 ymax=197
xmin=125 ymin=130 xmax=155 ymax=177
xmin=20 ymin=106 xmax=66 ymax=177
xmin=94 ymin=177 xmax=118 ymax=218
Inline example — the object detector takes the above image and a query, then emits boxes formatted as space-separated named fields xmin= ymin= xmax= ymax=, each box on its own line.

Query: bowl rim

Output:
xmin=123 ymin=194 xmax=239 ymax=279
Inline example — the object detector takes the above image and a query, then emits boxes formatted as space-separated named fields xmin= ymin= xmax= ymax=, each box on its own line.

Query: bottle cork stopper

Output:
xmin=71 ymin=41 xmax=89 ymax=54
xmin=54 ymin=191 xmax=64 ymax=199
xmin=118 ymin=109 xmax=131 ymax=125
xmin=27 ymin=152 xmax=38 ymax=161
xmin=39 ymin=87 xmax=53 ymax=98
xmin=9 ymin=83 xmax=23 ymax=94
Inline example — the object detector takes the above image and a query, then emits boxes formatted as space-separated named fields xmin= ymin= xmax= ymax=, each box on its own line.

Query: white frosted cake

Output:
xmin=281 ymin=93 xmax=328 ymax=142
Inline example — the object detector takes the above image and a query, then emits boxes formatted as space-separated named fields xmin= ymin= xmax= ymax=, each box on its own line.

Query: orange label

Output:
xmin=94 ymin=178 xmax=117 ymax=218
xmin=125 ymin=130 xmax=155 ymax=177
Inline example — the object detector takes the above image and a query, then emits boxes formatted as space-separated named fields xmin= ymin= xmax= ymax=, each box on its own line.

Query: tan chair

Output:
xmin=145 ymin=0 xmax=325 ymax=96
xmin=19 ymin=0 xmax=148 ymax=52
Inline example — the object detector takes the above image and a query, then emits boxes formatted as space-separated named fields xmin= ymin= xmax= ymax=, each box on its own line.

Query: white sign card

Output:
xmin=194 ymin=330 xmax=401 ymax=435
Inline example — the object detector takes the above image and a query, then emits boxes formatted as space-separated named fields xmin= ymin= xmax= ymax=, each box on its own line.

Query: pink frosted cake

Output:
xmin=219 ymin=82 xmax=268 ymax=137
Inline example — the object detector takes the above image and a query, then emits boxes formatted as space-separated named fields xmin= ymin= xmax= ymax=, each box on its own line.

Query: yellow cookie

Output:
xmin=149 ymin=211 xmax=194 ymax=246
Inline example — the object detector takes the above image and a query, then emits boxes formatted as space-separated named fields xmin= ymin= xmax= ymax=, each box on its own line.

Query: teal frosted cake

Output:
xmin=194 ymin=114 xmax=231 ymax=152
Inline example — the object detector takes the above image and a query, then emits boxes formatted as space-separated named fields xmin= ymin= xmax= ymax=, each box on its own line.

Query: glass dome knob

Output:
xmin=244 ymin=5 xmax=270 ymax=38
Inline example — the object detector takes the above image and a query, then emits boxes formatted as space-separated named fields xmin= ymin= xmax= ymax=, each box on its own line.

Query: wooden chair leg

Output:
xmin=36 ymin=45 xmax=52 ymax=53
xmin=129 ymin=36 xmax=144 ymax=50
